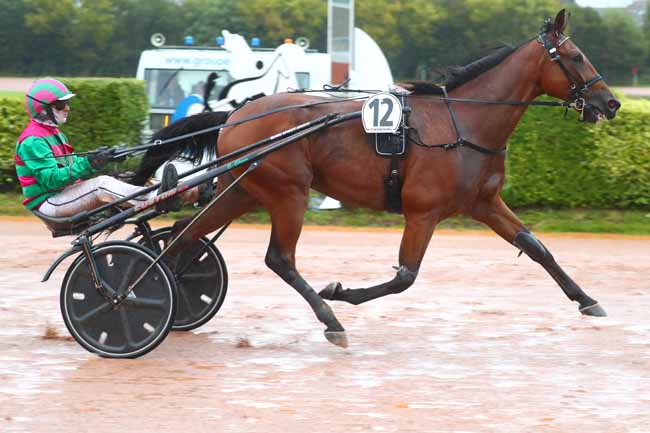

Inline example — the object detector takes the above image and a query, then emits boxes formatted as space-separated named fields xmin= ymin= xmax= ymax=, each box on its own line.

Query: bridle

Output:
xmin=537 ymin=24 xmax=604 ymax=117
xmin=406 ymin=24 xmax=609 ymax=155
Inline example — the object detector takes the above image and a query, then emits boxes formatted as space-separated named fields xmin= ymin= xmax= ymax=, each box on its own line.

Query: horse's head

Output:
xmin=538 ymin=9 xmax=620 ymax=122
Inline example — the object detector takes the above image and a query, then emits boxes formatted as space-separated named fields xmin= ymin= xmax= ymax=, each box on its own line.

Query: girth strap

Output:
xmin=384 ymin=157 xmax=402 ymax=214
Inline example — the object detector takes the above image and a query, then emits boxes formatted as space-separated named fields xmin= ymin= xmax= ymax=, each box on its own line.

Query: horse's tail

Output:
xmin=130 ymin=111 xmax=230 ymax=186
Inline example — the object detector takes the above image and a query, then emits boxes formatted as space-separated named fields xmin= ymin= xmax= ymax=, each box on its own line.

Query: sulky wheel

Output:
xmin=135 ymin=227 xmax=228 ymax=331
xmin=60 ymin=241 xmax=177 ymax=358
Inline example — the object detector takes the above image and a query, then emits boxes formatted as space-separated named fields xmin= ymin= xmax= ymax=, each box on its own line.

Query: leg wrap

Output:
xmin=392 ymin=265 xmax=417 ymax=293
xmin=513 ymin=230 xmax=551 ymax=263
xmin=513 ymin=230 xmax=600 ymax=310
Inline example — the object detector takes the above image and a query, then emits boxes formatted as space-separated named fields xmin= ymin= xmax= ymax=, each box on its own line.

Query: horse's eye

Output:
xmin=573 ymin=54 xmax=584 ymax=63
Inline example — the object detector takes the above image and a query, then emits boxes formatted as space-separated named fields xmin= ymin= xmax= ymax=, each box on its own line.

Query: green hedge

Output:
xmin=504 ymin=94 xmax=650 ymax=208
xmin=0 ymin=98 xmax=25 ymax=190
xmin=0 ymin=78 xmax=148 ymax=192
xmin=1 ymin=83 xmax=648 ymax=208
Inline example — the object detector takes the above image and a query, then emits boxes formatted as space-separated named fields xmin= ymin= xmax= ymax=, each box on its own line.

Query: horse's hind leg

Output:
xmin=320 ymin=210 xmax=437 ymax=305
xmin=472 ymin=196 xmax=606 ymax=316
xmin=166 ymin=173 xmax=259 ymax=257
xmin=264 ymin=190 xmax=348 ymax=348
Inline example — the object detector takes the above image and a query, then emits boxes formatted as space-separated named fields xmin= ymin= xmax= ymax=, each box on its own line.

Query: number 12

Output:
xmin=369 ymin=98 xmax=394 ymax=127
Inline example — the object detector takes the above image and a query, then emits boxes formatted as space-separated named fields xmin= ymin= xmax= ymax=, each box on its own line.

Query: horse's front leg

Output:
xmin=263 ymin=189 xmax=348 ymax=348
xmin=471 ymin=196 xmax=606 ymax=316
xmin=320 ymin=211 xmax=437 ymax=305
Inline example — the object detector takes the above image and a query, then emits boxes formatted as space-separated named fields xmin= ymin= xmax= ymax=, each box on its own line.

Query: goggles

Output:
xmin=26 ymin=94 xmax=70 ymax=111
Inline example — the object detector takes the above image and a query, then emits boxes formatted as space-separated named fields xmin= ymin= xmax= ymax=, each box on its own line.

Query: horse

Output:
xmin=132 ymin=10 xmax=620 ymax=348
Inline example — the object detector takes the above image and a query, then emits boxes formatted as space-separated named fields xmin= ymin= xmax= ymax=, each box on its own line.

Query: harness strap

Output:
xmin=408 ymin=87 xmax=506 ymax=156
xmin=441 ymin=87 xmax=462 ymax=143
xmin=408 ymin=129 xmax=506 ymax=156
xmin=457 ymin=138 xmax=507 ymax=155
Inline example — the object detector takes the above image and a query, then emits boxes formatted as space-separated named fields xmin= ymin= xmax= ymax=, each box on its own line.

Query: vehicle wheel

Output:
xmin=60 ymin=241 xmax=176 ymax=358
xmin=136 ymin=227 xmax=228 ymax=331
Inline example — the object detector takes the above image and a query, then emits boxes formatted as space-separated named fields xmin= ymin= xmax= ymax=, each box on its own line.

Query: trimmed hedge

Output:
xmin=504 ymin=95 xmax=650 ymax=208
xmin=0 ymin=78 xmax=148 ymax=192
xmin=0 ymin=98 xmax=24 ymax=190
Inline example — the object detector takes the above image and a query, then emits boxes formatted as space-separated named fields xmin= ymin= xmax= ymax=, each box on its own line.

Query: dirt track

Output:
xmin=0 ymin=218 xmax=648 ymax=432
xmin=0 ymin=78 xmax=33 ymax=92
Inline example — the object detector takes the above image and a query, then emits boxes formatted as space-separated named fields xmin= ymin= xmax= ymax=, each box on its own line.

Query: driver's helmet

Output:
xmin=25 ymin=78 xmax=75 ymax=119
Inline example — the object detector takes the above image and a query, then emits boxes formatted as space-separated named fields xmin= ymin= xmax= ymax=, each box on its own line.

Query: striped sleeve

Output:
xmin=17 ymin=136 xmax=95 ymax=191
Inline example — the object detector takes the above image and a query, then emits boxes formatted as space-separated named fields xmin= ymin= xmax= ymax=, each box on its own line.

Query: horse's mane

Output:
xmin=401 ymin=44 xmax=520 ymax=95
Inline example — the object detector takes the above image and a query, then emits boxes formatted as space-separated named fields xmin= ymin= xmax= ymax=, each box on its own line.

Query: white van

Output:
xmin=136 ymin=29 xmax=393 ymax=131
xmin=137 ymin=29 xmax=393 ymax=209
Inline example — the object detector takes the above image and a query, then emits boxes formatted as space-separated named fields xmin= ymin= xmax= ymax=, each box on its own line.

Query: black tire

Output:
xmin=60 ymin=241 xmax=177 ymax=359
xmin=135 ymin=227 xmax=228 ymax=331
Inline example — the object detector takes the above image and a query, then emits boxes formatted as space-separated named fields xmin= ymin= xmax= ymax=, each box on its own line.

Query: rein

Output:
xmin=120 ymin=95 xmax=369 ymax=157
xmin=11 ymin=28 xmax=604 ymax=164
xmin=9 ymin=96 xmax=369 ymax=163
xmin=13 ymin=147 xmax=122 ymax=163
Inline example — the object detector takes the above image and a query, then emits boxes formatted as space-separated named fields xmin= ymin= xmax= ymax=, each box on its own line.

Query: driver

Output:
xmin=15 ymin=77 xmax=203 ymax=218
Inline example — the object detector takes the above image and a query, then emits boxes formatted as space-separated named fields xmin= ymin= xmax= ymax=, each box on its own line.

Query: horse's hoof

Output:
xmin=319 ymin=282 xmax=342 ymax=300
xmin=579 ymin=302 xmax=607 ymax=317
xmin=324 ymin=330 xmax=348 ymax=348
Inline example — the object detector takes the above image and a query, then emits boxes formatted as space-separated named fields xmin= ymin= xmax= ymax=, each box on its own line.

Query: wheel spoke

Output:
xmin=123 ymin=296 xmax=167 ymax=311
xmin=178 ymin=286 xmax=196 ymax=320
xmin=76 ymin=301 xmax=111 ymax=323
xmin=179 ymin=270 xmax=218 ymax=281
xmin=117 ymin=257 xmax=146 ymax=292
xmin=119 ymin=308 xmax=136 ymax=348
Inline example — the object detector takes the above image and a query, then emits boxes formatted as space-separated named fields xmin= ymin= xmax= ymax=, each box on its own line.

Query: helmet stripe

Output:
xmin=39 ymin=78 xmax=68 ymax=94
xmin=29 ymin=81 xmax=70 ymax=100
xmin=33 ymin=89 xmax=58 ymax=102
xmin=25 ymin=98 xmax=36 ymax=118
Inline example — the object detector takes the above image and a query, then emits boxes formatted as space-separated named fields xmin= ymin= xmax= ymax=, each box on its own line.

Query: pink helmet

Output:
xmin=25 ymin=77 xmax=75 ymax=119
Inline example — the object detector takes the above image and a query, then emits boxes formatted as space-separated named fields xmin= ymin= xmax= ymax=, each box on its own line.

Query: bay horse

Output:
xmin=134 ymin=10 xmax=620 ymax=348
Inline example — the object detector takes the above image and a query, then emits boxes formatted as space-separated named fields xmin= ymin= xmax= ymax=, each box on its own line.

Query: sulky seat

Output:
xmin=32 ymin=209 xmax=92 ymax=238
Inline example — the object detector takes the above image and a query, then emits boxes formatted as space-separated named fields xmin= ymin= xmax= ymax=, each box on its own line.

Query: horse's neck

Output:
xmin=450 ymin=41 xmax=544 ymax=148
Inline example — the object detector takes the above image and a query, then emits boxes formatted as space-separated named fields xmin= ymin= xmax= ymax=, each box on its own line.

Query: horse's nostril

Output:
xmin=608 ymin=99 xmax=621 ymax=111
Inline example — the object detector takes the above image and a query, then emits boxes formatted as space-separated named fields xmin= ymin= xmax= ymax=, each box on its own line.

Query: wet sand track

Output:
xmin=0 ymin=218 xmax=648 ymax=432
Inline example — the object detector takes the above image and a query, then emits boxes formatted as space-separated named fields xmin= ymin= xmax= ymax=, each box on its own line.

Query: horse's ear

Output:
xmin=554 ymin=9 xmax=568 ymax=35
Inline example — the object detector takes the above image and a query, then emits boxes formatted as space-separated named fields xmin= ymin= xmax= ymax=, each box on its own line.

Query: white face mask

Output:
xmin=53 ymin=107 xmax=68 ymax=125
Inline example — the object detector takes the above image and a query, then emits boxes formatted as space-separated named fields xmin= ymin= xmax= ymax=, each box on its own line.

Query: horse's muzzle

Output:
xmin=583 ymin=93 xmax=620 ymax=123
xmin=605 ymin=98 xmax=621 ymax=119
